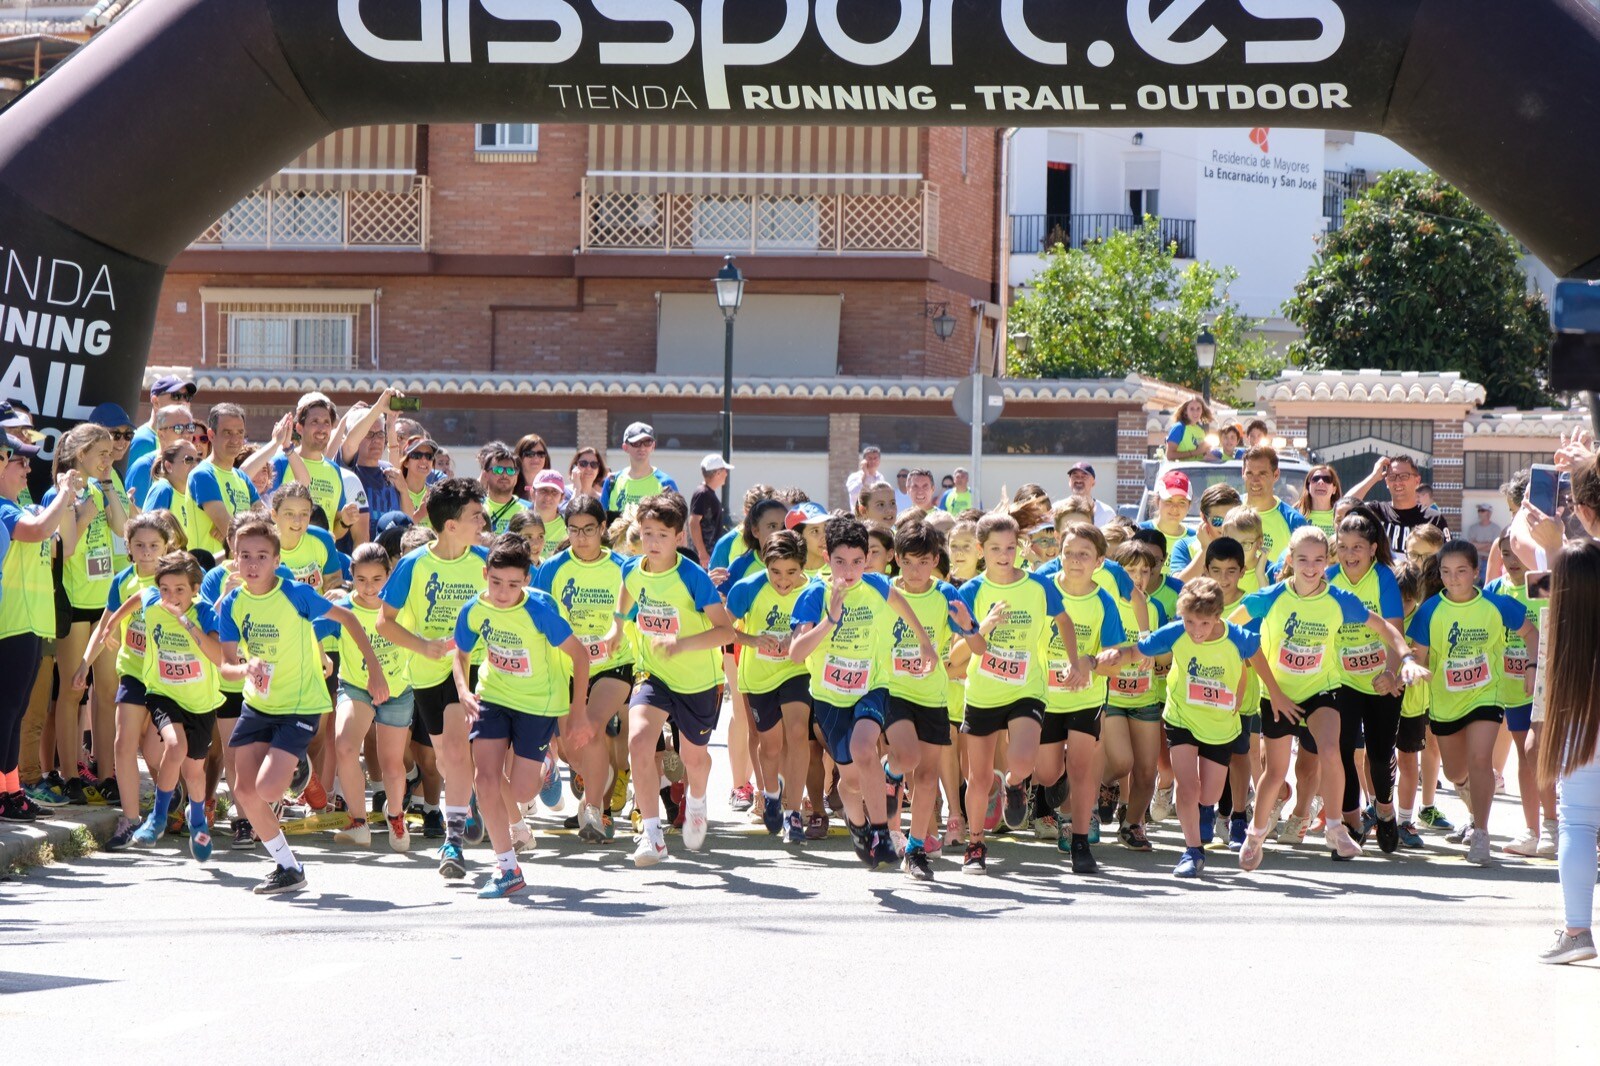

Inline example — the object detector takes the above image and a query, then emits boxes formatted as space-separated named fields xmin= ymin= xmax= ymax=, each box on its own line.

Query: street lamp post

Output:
xmin=713 ymin=255 xmax=745 ymax=515
xmin=1195 ymin=325 xmax=1216 ymax=406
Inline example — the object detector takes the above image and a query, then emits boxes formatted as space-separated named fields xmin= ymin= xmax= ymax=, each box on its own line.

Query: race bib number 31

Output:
xmin=1188 ymin=678 xmax=1235 ymax=710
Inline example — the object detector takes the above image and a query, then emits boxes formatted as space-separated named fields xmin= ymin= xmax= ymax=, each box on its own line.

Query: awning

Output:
xmin=268 ymin=126 xmax=417 ymax=194
xmin=588 ymin=126 xmax=921 ymax=197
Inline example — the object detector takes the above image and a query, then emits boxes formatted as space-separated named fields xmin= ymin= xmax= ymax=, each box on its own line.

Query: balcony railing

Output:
xmin=215 ymin=351 xmax=357 ymax=373
xmin=1010 ymin=213 xmax=1195 ymax=258
xmin=1324 ymin=168 xmax=1372 ymax=232
xmin=193 ymin=182 xmax=429 ymax=251
xmin=581 ymin=179 xmax=938 ymax=257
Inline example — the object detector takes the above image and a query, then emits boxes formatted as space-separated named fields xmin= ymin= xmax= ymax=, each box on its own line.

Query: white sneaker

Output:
xmin=683 ymin=807 xmax=708 ymax=852
xmin=334 ymin=820 xmax=371 ymax=846
xmin=1494 ymin=772 xmax=1508 ymax=795
xmin=1277 ymin=815 xmax=1309 ymax=845
xmin=510 ymin=822 xmax=534 ymax=853
xmin=889 ymin=829 xmax=907 ymax=857
xmin=1539 ymin=819 xmax=1559 ymax=858
xmin=632 ymin=832 xmax=668 ymax=867
xmin=577 ymin=805 xmax=606 ymax=844
xmin=1466 ymin=828 xmax=1494 ymax=865
xmin=1150 ymin=786 xmax=1176 ymax=823
xmin=1325 ymin=821 xmax=1362 ymax=860
xmin=1503 ymin=828 xmax=1540 ymax=857
xmin=386 ymin=814 xmax=411 ymax=853
xmin=1539 ymin=928 xmax=1598 ymax=965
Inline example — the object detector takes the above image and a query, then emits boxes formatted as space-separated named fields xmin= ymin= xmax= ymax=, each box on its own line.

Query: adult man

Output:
xmin=905 ymin=468 xmax=938 ymax=513
xmin=688 ymin=454 xmax=732 ymax=564
xmin=337 ymin=391 xmax=405 ymax=532
xmin=845 ymin=445 xmax=887 ymax=510
xmin=600 ymin=422 xmax=678 ymax=518
xmin=127 ymin=375 xmax=195 ymax=471
xmin=893 ymin=468 xmax=913 ymax=514
xmin=937 ymin=467 xmax=974 ymax=513
xmin=188 ymin=402 xmax=260 ymax=559
xmin=480 ymin=441 xmax=530 ymax=534
xmin=1467 ymin=503 xmax=1502 ymax=581
xmin=270 ymin=393 xmax=357 ymax=540
xmin=1347 ymin=455 xmax=1452 ymax=554
xmin=1066 ymin=462 xmax=1118 ymax=526
xmin=1240 ymin=445 xmax=1309 ymax=560
xmin=125 ymin=399 xmax=199 ymax=505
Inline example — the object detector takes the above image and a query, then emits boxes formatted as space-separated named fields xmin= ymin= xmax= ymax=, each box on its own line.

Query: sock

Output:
xmin=262 ymin=833 xmax=300 ymax=871
xmin=1399 ymin=806 xmax=1415 ymax=824
xmin=763 ymin=789 xmax=779 ymax=801
xmin=1231 ymin=811 xmax=1248 ymax=825
xmin=423 ymin=801 xmax=439 ymax=813
xmin=444 ymin=804 xmax=469 ymax=844
xmin=869 ymin=821 xmax=887 ymax=835
xmin=642 ymin=816 xmax=662 ymax=842
xmin=152 ymin=788 xmax=174 ymax=823
xmin=882 ymin=757 xmax=903 ymax=783
xmin=1199 ymin=804 xmax=1216 ymax=844
xmin=686 ymin=791 xmax=707 ymax=813
xmin=847 ymin=819 xmax=867 ymax=845
xmin=188 ymin=799 xmax=206 ymax=829
xmin=3 ymin=769 xmax=17 ymax=791
xmin=495 ymin=849 xmax=518 ymax=873
xmin=907 ymin=834 xmax=924 ymax=852
xmin=1071 ymin=832 xmax=1088 ymax=849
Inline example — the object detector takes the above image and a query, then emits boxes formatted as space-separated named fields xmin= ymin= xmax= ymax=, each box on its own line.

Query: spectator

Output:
xmin=1346 ymin=455 xmax=1451 ymax=555
xmin=938 ymin=466 xmax=974 ymax=513
xmin=845 ymin=445 xmax=886 ymax=509
xmin=689 ymin=454 xmax=732 ymax=564
xmin=905 ymin=467 xmax=937 ymax=513
xmin=599 ymin=421 xmax=677 ymax=517
xmin=1066 ymin=462 xmax=1117 ymax=526
xmin=127 ymin=375 xmax=195 ymax=471
xmin=1418 ymin=483 xmax=1441 ymax=517
xmin=1466 ymin=503 xmax=1502 ymax=580
xmin=893 ymin=467 xmax=913 ymax=513
xmin=125 ymin=399 xmax=198 ymax=506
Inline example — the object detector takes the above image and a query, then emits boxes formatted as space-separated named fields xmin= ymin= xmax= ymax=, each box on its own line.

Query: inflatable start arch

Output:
xmin=2 ymin=0 xmax=1599 ymax=445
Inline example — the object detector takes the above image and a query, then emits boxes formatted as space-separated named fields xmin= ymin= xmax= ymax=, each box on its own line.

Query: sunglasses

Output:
xmin=162 ymin=422 xmax=199 ymax=434
xmin=521 ymin=450 xmax=548 ymax=459
xmin=108 ymin=430 xmax=134 ymax=441
xmin=487 ymin=465 xmax=517 ymax=477
xmin=409 ymin=451 xmax=436 ymax=462
xmin=1208 ymin=515 xmax=1225 ymax=527
xmin=177 ymin=454 xmax=199 ymax=466
xmin=575 ymin=459 xmax=599 ymax=469
xmin=1309 ymin=474 xmax=1335 ymax=485
xmin=0 ymin=446 xmax=13 ymax=463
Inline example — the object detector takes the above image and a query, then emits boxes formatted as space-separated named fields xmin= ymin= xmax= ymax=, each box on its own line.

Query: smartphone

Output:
xmin=1527 ymin=570 xmax=1552 ymax=600
xmin=1528 ymin=464 xmax=1569 ymax=517
xmin=389 ymin=395 xmax=421 ymax=412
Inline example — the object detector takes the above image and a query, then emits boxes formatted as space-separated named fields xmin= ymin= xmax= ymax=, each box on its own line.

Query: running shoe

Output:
xmin=1539 ymin=929 xmax=1598 ymax=965
xmin=387 ymin=814 xmax=411 ymax=853
xmin=1445 ymin=819 xmax=1473 ymax=845
xmin=1097 ymin=782 xmax=1120 ymax=824
xmin=683 ymin=806 xmax=708 ymax=852
xmin=131 ymin=811 xmax=164 ymax=846
xmin=666 ymin=782 xmax=686 ymax=829
xmin=1466 ymin=829 xmax=1494 ymax=866
xmin=1001 ymin=780 xmax=1030 ymax=832
xmin=1239 ymin=830 xmax=1266 ymax=873
xmin=1539 ymin=818 xmax=1559 ymax=858
xmin=1118 ymin=822 xmax=1152 ymax=852
xmin=539 ymin=756 xmax=564 ymax=809
xmin=632 ymin=832 xmax=668 ymax=867
xmin=105 ymin=816 xmax=138 ymax=851
xmin=1418 ymin=805 xmax=1454 ymax=832
xmin=1056 ymin=820 xmax=1073 ymax=855
xmin=0 ymin=792 xmax=34 ymax=823
xmin=510 ymin=822 xmax=533 ymax=853
xmin=1361 ymin=804 xmax=1377 ymax=836
xmin=437 ymin=841 xmax=466 ymax=879
xmin=942 ymin=816 xmax=965 ymax=850
xmin=888 ymin=830 xmax=907 ymax=858
xmin=1494 ymin=772 xmax=1507 ymax=795
xmin=464 ymin=795 xmax=485 ymax=845
xmin=869 ymin=830 xmax=898 ymax=870
xmin=729 ymin=782 xmax=755 ymax=812
xmin=253 ymin=865 xmax=307 ymax=895
xmin=761 ymin=792 xmax=782 ymax=834
xmin=334 ymin=820 xmax=371 ymax=847
xmin=1374 ymin=816 xmax=1400 ymax=855
xmin=1276 ymin=815 xmax=1309 ymax=845
xmin=961 ymin=840 xmax=988 ymax=875
xmin=231 ymin=818 xmax=256 ymax=850
xmin=1070 ymin=837 xmax=1098 ymax=875
xmin=189 ymin=809 xmax=213 ymax=862
xmin=1033 ymin=813 xmax=1059 ymax=840
xmin=826 ymin=782 xmax=843 ymax=814
xmin=1150 ymin=785 xmax=1176 ymax=823
xmin=903 ymin=845 xmax=934 ymax=881
xmin=1228 ymin=813 xmax=1249 ymax=851
xmin=602 ymin=812 xmax=615 ymax=840
xmin=478 ymin=867 xmax=526 ymax=899
xmin=983 ymin=771 xmax=1003 ymax=833
xmin=1325 ymin=821 xmax=1362 ymax=861
xmin=1397 ymin=821 xmax=1425 ymax=849
xmin=805 ymin=812 xmax=828 ymax=841
xmin=302 ymin=768 xmax=328 ymax=811
xmin=1087 ymin=812 xmax=1101 ymax=845
xmin=1174 ymin=847 xmax=1205 ymax=878
xmin=61 ymin=776 xmax=89 ymax=806
xmin=422 ymin=808 xmax=445 ymax=839
xmin=578 ymin=806 xmax=608 ymax=844
xmin=571 ymin=772 xmax=585 ymax=801
xmin=25 ymin=776 xmax=68 ymax=808
xmin=1503 ymin=828 xmax=1540 ymax=857
xmin=610 ymin=769 xmax=631 ymax=814
xmin=850 ymin=823 xmax=872 ymax=866
xmin=924 ymin=834 xmax=943 ymax=858
xmin=85 ymin=776 xmax=118 ymax=807
xmin=782 ymin=811 xmax=806 ymax=845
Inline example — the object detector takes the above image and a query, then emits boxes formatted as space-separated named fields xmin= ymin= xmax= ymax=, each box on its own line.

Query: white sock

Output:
xmin=495 ymin=849 xmax=518 ymax=873
xmin=687 ymin=791 xmax=707 ymax=813
xmin=262 ymin=833 xmax=299 ymax=871
xmin=1399 ymin=806 xmax=1415 ymax=824
xmin=643 ymin=816 xmax=662 ymax=842
xmin=764 ymin=789 xmax=780 ymax=801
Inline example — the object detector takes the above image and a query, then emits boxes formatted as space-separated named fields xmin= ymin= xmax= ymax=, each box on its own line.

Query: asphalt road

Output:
xmin=4 ymin=723 xmax=1596 ymax=1064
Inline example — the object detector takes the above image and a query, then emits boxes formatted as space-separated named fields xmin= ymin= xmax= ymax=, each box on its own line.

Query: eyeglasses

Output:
xmin=108 ymin=430 xmax=134 ymax=441
xmin=1386 ymin=469 xmax=1418 ymax=480
xmin=487 ymin=465 xmax=516 ymax=477
xmin=1309 ymin=474 xmax=1335 ymax=485
xmin=575 ymin=459 xmax=599 ymax=469
xmin=162 ymin=422 xmax=199 ymax=434
xmin=627 ymin=439 xmax=654 ymax=448
xmin=567 ymin=523 xmax=602 ymax=537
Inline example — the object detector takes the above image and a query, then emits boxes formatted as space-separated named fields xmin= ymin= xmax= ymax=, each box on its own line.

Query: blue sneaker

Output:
xmin=539 ymin=756 xmax=564 ymax=809
xmin=1397 ymin=821 xmax=1426 ymax=849
xmin=762 ymin=792 xmax=782 ymax=834
xmin=188 ymin=811 xmax=213 ymax=862
xmin=464 ymin=795 xmax=485 ymax=845
xmin=131 ymin=812 xmax=164 ymax=847
xmin=1174 ymin=847 xmax=1205 ymax=879
xmin=438 ymin=841 xmax=466 ymax=879
xmin=782 ymin=811 xmax=806 ymax=845
xmin=477 ymin=866 xmax=526 ymax=899
xmin=1228 ymin=813 xmax=1249 ymax=851
xmin=1361 ymin=804 xmax=1378 ymax=836
xmin=1418 ymin=805 xmax=1454 ymax=832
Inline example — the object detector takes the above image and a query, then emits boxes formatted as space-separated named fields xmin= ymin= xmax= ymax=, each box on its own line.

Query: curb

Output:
xmin=1 ymin=806 xmax=122 ymax=874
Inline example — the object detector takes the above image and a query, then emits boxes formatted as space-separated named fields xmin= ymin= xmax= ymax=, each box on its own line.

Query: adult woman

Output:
xmin=513 ymin=433 xmax=552 ymax=500
xmin=1297 ymin=465 xmax=1343 ymax=538
xmin=568 ymin=446 xmax=608 ymax=500
xmin=398 ymin=440 xmax=437 ymax=525
xmin=142 ymin=440 xmax=207 ymax=556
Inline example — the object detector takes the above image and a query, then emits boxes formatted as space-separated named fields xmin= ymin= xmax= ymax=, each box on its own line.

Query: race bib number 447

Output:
xmin=822 ymin=655 xmax=870 ymax=698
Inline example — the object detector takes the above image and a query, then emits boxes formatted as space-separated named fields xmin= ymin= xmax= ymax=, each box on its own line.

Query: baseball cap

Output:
xmin=532 ymin=470 xmax=567 ymax=493
xmin=784 ymin=501 xmax=828 ymax=529
xmin=1476 ymin=503 xmax=1493 ymax=513
xmin=622 ymin=422 xmax=655 ymax=445
xmin=1069 ymin=462 xmax=1096 ymax=478
xmin=1157 ymin=470 xmax=1192 ymax=501
xmin=89 ymin=402 xmax=134 ymax=428
xmin=150 ymin=375 xmax=196 ymax=398
xmin=404 ymin=438 xmax=440 ymax=458
xmin=702 ymin=454 xmax=733 ymax=473
xmin=0 ymin=400 xmax=31 ymax=428
xmin=3 ymin=432 xmax=39 ymax=458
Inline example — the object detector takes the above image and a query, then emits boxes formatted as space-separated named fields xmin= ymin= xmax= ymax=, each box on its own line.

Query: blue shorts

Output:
xmin=469 ymin=702 xmax=560 ymax=761
xmin=115 ymin=674 xmax=147 ymax=707
xmin=338 ymin=680 xmax=416 ymax=729
xmin=1505 ymin=703 xmax=1533 ymax=732
xmin=745 ymin=675 xmax=811 ymax=733
xmin=812 ymin=687 xmax=888 ymax=766
xmin=228 ymin=705 xmax=319 ymax=757
xmin=630 ymin=677 xmax=721 ymax=747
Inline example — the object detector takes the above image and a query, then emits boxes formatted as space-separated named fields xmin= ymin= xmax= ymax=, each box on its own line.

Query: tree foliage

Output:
xmin=1006 ymin=218 xmax=1278 ymax=403
xmin=1285 ymin=170 xmax=1551 ymax=408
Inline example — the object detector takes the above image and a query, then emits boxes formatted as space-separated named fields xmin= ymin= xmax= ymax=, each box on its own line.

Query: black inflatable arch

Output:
xmin=3 ymin=0 xmax=1600 ymax=443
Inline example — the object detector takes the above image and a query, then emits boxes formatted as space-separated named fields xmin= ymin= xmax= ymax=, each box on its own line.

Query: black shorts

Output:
xmin=1396 ymin=714 xmax=1428 ymax=753
xmin=68 ymin=604 xmax=101 ymax=627
xmin=1430 ymin=705 xmax=1504 ymax=737
xmin=572 ymin=662 xmax=636 ymax=701
xmin=885 ymin=695 xmax=952 ymax=747
xmin=324 ymin=651 xmax=339 ymax=700
xmin=961 ymin=698 xmax=1045 ymax=738
xmin=1040 ymin=706 xmax=1103 ymax=744
xmin=115 ymin=674 xmax=147 ymax=707
xmin=1260 ymin=697 xmax=1319 ymax=754
xmin=1165 ymin=724 xmax=1248 ymax=768
xmin=469 ymin=702 xmax=560 ymax=761
xmin=631 ymin=677 xmax=720 ymax=747
xmin=146 ymin=693 xmax=216 ymax=761
xmin=228 ymin=705 xmax=318 ymax=757
xmin=746 ymin=675 xmax=811 ymax=733
xmin=413 ymin=667 xmax=478 ymax=737
xmin=216 ymin=689 xmax=244 ymax=720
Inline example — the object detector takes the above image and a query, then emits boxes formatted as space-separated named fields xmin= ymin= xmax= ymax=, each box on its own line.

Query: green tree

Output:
xmin=1285 ymin=170 xmax=1551 ymax=408
xmin=1007 ymin=217 xmax=1277 ymax=403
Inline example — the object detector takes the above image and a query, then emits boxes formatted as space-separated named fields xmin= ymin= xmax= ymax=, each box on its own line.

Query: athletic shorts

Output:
xmin=1040 ymin=706 xmax=1103 ymax=744
xmin=1430 ymin=705 xmax=1504 ymax=737
xmin=1106 ymin=703 xmax=1162 ymax=723
xmin=885 ymin=695 xmax=951 ymax=747
xmin=631 ymin=677 xmax=720 ymax=747
xmin=413 ymin=666 xmax=479 ymax=737
xmin=68 ymin=605 xmax=101 ymax=627
xmin=146 ymin=694 xmax=215 ymax=761
xmin=1164 ymin=724 xmax=1248 ymax=768
xmin=324 ymin=651 xmax=339 ymax=700
xmin=1239 ymin=710 xmax=1262 ymax=736
xmin=746 ymin=675 xmax=811 ymax=733
xmin=812 ymin=688 xmax=889 ymax=765
xmin=1505 ymin=703 xmax=1533 ymax=733
xmin=573 ymin=662 xmax=635 ymax=701
xmin=216 ymin=689 xmax=244 ymax=720
xmin=338 ymin=680 xmax=416 ymax=729
xmin=469 ymin=702 xmax=560 ymax=761
xmin=1396 ymin=713 xmax=1428 ymax=753
xmin=228 ymin=704 xmax=318 ymax=757
xmin=115 ymin=674 xmax=147 ymax=707
xmin=961 ymin=698 xmax=1045 ymax=739
xmin=1260 ymin=697 xmax=1319 ymax=754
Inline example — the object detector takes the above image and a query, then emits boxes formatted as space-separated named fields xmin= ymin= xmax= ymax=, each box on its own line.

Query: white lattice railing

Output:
xmin=193 ymin=182 xmax=429 ymax=250
xmin=581 ymin=180 xmax=938 ymax=257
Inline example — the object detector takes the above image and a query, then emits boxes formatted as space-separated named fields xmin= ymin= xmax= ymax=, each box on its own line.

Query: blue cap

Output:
xmin=785 ymin=501 xmax=829 ymax=529
xmin=3 ymin=432 xmax=38 ymax=457
xmin=89 ymin=402 xmax=134 ymax=428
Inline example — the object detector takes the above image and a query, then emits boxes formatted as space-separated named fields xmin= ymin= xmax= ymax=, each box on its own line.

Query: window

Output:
xmin=227 ymin=313 xmax=353 ymax=371
xmin=1466 ymin=451 xmax=1547 ymax=491
xmin=476 ymin=124 xmax=539 ymax=152
xmin=1125 ymin=158 xmax=1161 ymax=219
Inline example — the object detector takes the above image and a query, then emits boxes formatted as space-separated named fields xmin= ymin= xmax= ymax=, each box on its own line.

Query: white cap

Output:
xmin=702 ymin=454 xmax=733 ymax=473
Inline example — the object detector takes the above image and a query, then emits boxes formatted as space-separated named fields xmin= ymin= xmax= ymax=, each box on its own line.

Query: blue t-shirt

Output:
xmin=126 ymin=425 xmax=158 ymax=472
xmin=345 ymin=459 xmax=401 ymax=522
xmin=124 ymin=453 xmax=157 ymax=510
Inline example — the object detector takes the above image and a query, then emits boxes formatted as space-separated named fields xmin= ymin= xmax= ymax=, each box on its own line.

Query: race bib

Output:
xmin=979 ymin=647 xmax=1028 ymax=685
xmin=1340 ymin=640 xmax=1385 ymax=676
xmin=125 ymin=622 xmax=147 ymax=656
xmin=1445 ymin=654 xmax=1491 ymax=692
xmin=1277 ymin=641 xmax=1324 ymax=676
xmin=488 ymin=642 xmax=532 ymax=677
xmin=252 ymin=661 xmax=275 ymax=696
xmin=637 ymin=603 xmax=680 ymax=636
xmin=1112 ymin=667 xmax=1151 ymax=697
xmin=1504 ymin=648 xmax=1530 ymax=678
xmin=293 ymin=563 xmax=321 ymax=585
xmin=1187 ymin=677 xmax=1236 ymax=710
xmin=892 ymin=651 xmax=931 ymax=677
xmin=157 ymin=650 xmax=203 ymax=685
xmin=86 ymin=544 xmax=113 ymax=579
xmin=757 ymin=630 xmax=790 ymax=663
xmin=1046 ymin=659 xmax=1081 ymax=691
xmin=821 ymin=654 xmax=871 ymax=698
xmin=581 ymin=637 xmax=608 ymax=663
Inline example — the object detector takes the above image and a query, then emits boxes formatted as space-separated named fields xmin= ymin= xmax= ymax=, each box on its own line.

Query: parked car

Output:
xmin=1128 ymin=456 xmax=1312 ymax=532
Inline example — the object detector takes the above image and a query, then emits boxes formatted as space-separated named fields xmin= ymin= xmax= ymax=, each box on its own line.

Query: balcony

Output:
xmin=192 ymin=182 xmax=429 ymax=251
xmin=1010 ymin=213 xmax=1195 ymax=258
xmin=581 ymin=178 xmax=939 ymax=257
xmin=1324 ymin=168 xmax=1372 ymax=232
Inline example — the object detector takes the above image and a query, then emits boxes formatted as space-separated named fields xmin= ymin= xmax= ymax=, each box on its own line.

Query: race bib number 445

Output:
xmin=979 ymin=648 xmax=1028 ymax=685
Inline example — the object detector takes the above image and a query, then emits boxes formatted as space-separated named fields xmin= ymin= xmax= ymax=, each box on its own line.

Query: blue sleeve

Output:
xmin=0 ymin=500 xmax=21 ymax=536
xmin=1166 ymin=423 xmax=1185 ymax=445
xmin=659 ymin=472 xmax=679 ymax=494
xmin=320 ymin=596 xmax=348 ymax=640
xmin=598 ymin=474 xmax=617 ymax=509
xmin=1407 ymin=596 xmax=1440 ymax=647
xmin=1377 ymin=567 xmax=1403 ymax=619
xmin=1097 ymin=590 xmax=1126 ymax=646
xmin=381 ymin=550 xmax=420 ymax=610
xmin=791 ymin=582 xmax=825 ymax=628
xmin=1030 ymin=571 xmax=1065 ymax=615
xmin=124 ymin=456 xmax=154 ymax=505
xmin=531 ymin=553 xmax=564 ymax=594
xmin=307 ymin=527 xmax=343 ymax=576
xmin=454 ymin=602 xmax=479 ymax=653
xmin=958 ymin=576 xmax=982 ymax=617
xmin=268 ymin=454 xmax=288 ymax=492
xmin=936 ymin=582 xmax=965 ymax=634
xmin=108 ymin=567 xmax=133 ymax=611
xmin=189 ymin=465 xmax=221 ymax=507
xmin=679 ymin=560 xmax=723 ymax=610
xmin=1034 ymin=557 xmax=1060 ymax=579
xmin=1227 ymin=622 xmax=1262 ymax=659
xmin=285 ymin=580 xmax=335 ymax=622
xmin=1100 ymin=560 xmax=1134 ymax=599
xmin=1240 ymin=584 xmax=1285 ymax=620
xmin=724 ymin=552 xmax=758 ymax=592
xmin=861 ymin=572 xmax=893 ymax=601
xmin=245 ymin=477 xmax=262 ymax=505
xmin=194 ymin=600 xmax=219 ymax=636
xmin=1152 ymin=598 xmax=1169 ymax=627
xmin=1331 ymin=585 xmax=1370 ymax=625
xmin=140 ymin=585 xmax=160 ymax=609
xmin=1138 ymin=620 xmax=1185 ymax=657
xmin=1169 ymin=536 xmax=1194 ymax=574
xmin=725 ymin=572 xmax=766 ymax=621
xmin=142 ymin=481 xmax=175 ymax=512
xmin=1281 ymin=503 xmax=1309 ymax=532
xmin=1487 ymin=591 xmax=1528 ymax=632
xmin=217 ymin=590 xmax=241 ymax=642
xmin=1264 ymin=560 xmax=1283 ymax=585
xmin=710 ymin=529 xmax=739 ymax=571
xmin=525 ymin=591 xmax=574 ymax=645
xmin=199 ymin=566 xmax=223 ymax=608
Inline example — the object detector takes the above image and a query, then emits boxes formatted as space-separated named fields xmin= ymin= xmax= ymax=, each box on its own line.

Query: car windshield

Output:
xmin=1138 ymin=462 xmax=1311 ymax=529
